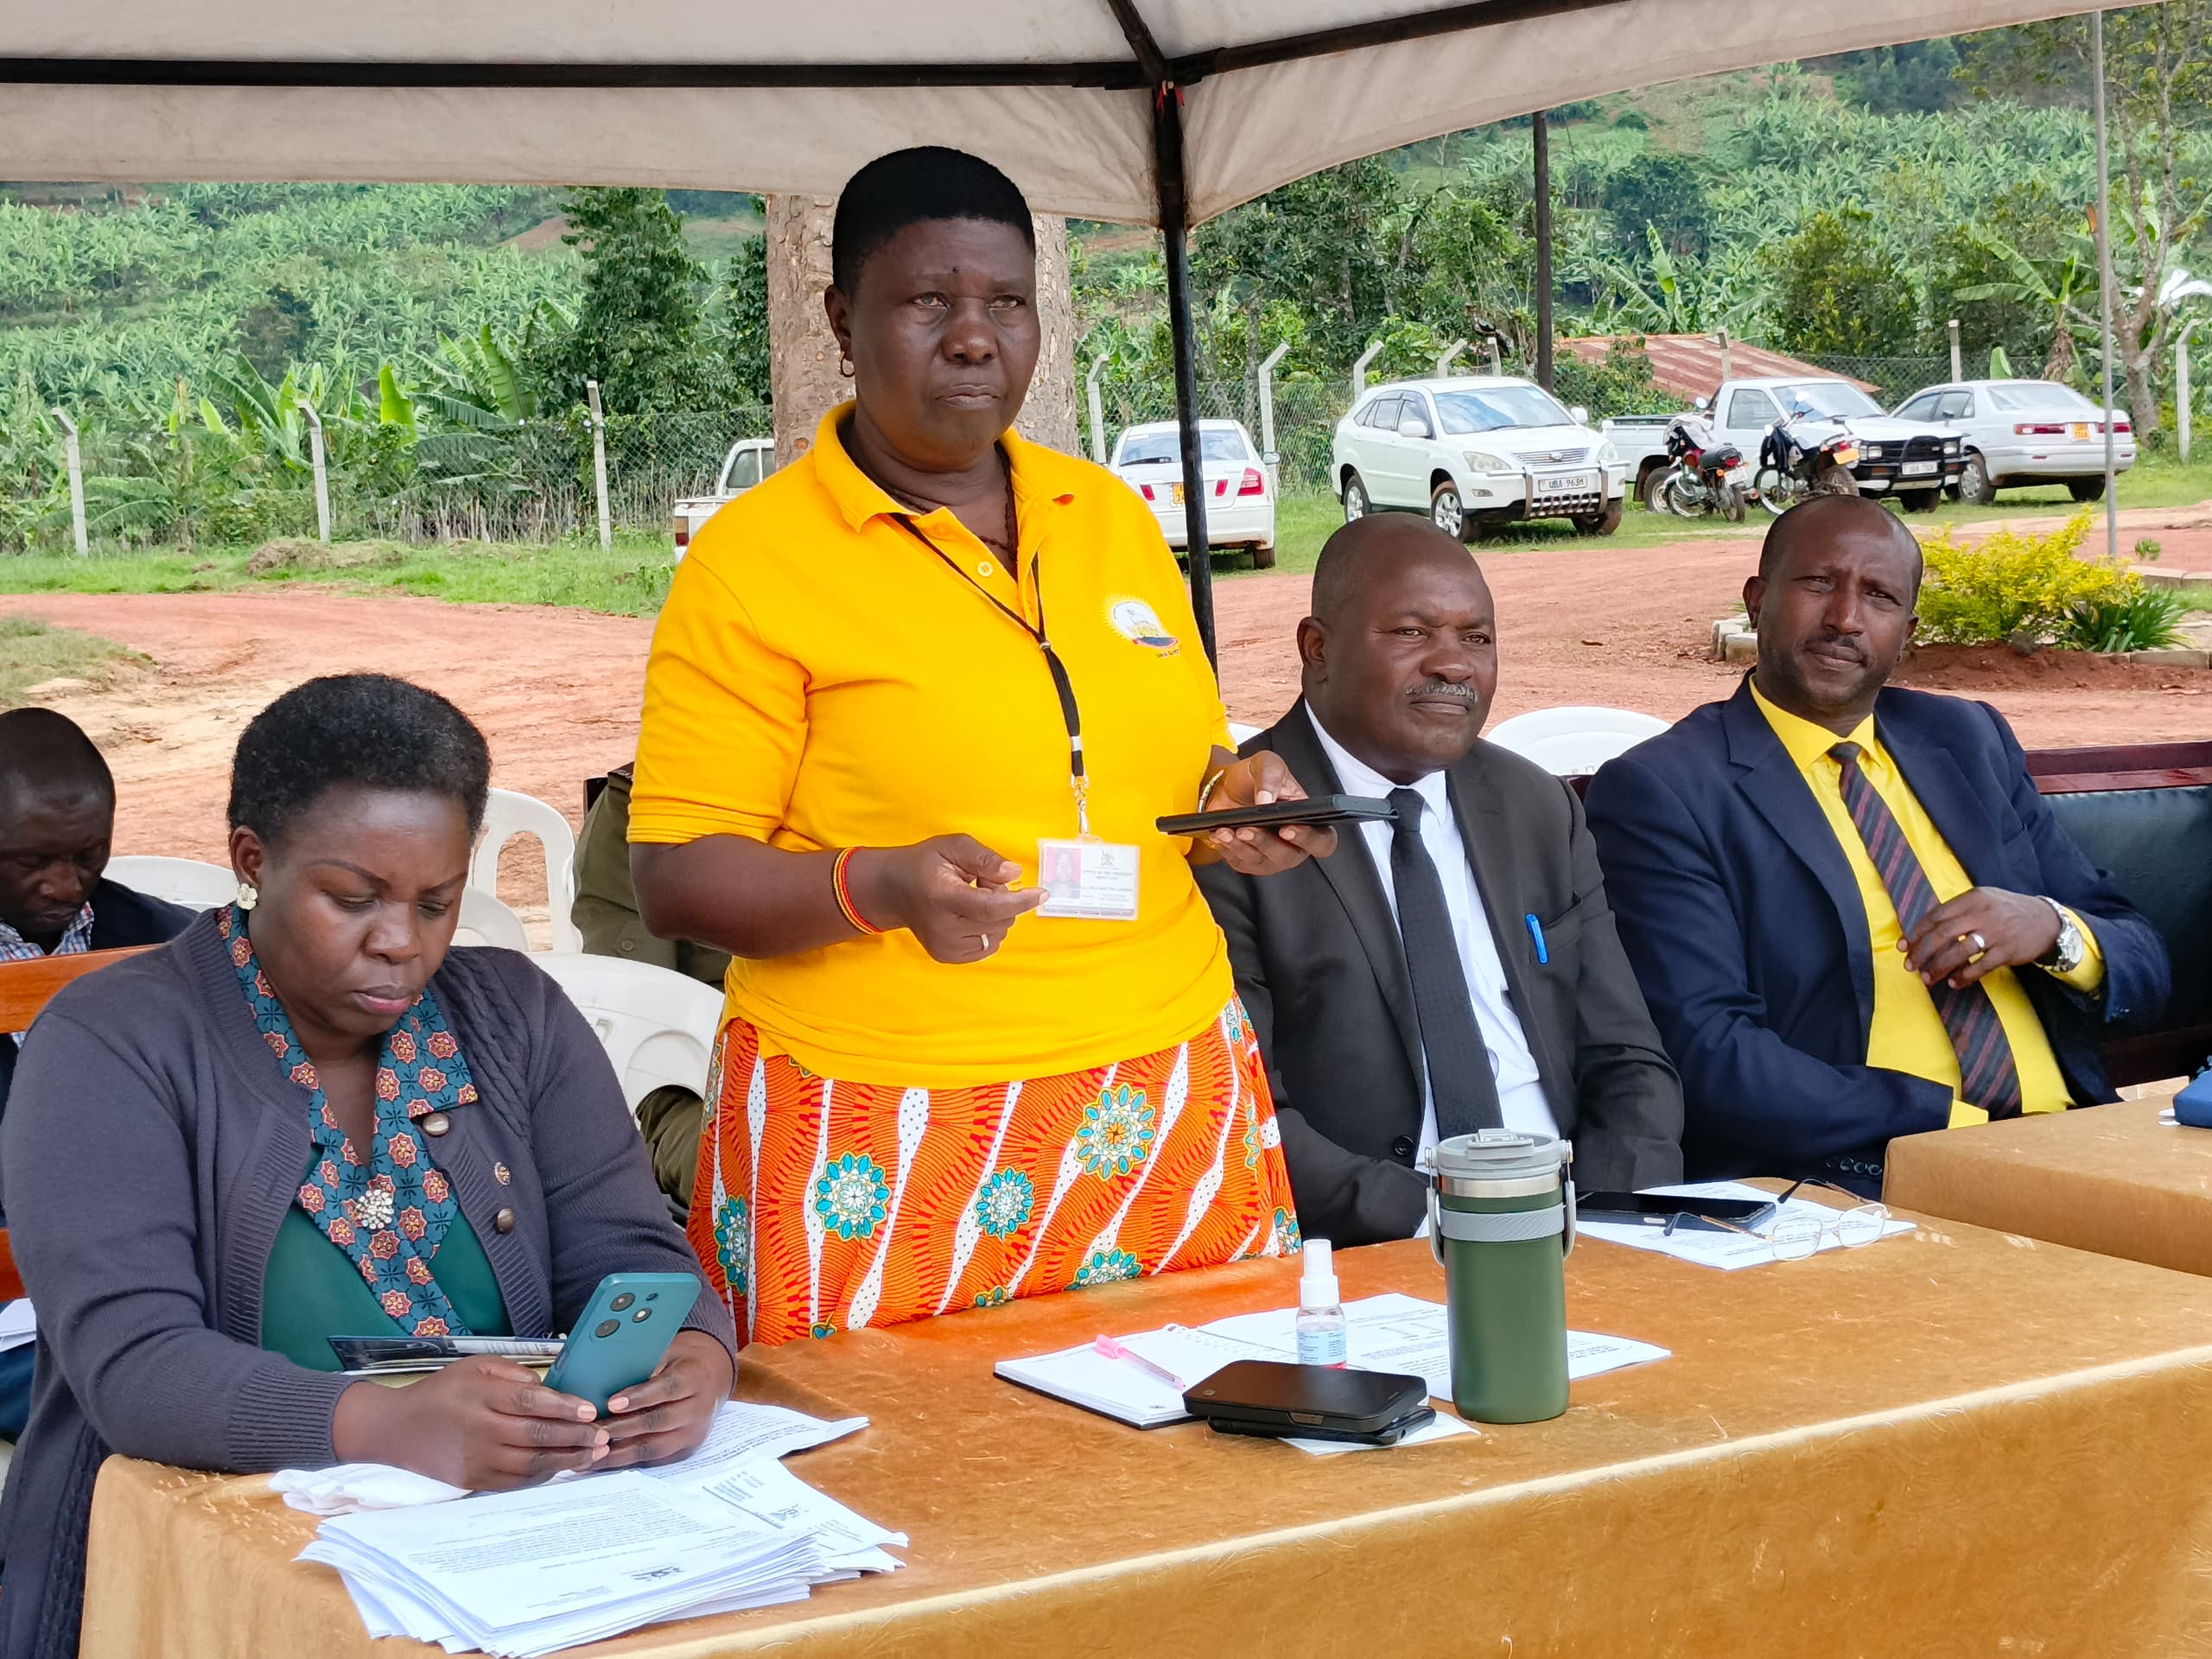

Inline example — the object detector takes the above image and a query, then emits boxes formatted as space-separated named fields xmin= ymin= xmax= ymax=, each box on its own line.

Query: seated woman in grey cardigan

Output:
xmin=0 ymin=674 xmax=738 ymax=1659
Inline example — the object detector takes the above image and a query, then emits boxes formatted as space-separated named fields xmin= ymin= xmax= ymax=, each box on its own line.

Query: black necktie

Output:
xmin=1386 ymin=787 xmax=1504 ymax=1141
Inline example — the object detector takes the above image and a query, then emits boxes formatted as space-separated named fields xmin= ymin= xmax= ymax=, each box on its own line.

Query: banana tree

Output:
xmin=1953 ymin=224 xmax=2095 ymax=385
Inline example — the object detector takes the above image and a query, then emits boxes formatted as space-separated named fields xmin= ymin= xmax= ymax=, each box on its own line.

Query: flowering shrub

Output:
xmin=1915 ymin=510 xmax=2139 ymax=647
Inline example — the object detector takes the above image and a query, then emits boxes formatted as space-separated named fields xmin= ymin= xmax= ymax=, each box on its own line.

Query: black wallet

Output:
xmin=1183 ymin=1359 xmax=1434 ymax=1446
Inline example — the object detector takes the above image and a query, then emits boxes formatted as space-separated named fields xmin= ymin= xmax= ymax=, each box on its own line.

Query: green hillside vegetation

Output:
xmin=1 ymin=11 xmax=2208 ymax=553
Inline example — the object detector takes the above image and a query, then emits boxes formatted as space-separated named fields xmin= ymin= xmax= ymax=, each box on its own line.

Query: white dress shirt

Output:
xmin=1308 ymin=710 xmax=1559 ymax=1181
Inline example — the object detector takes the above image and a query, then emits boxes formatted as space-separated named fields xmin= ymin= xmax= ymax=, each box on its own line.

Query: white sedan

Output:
xmin=1891 ymin=378 xmax=2135 ymax=505
xmin=1329 ymin=376 xmax=1626 ymax=537
xmin=1109 ymin=419 xmax=1276 ymax=567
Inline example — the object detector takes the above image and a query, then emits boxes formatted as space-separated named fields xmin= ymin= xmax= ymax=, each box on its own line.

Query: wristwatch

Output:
xmin=2036 ymin=897 xmax=2086 ymax=975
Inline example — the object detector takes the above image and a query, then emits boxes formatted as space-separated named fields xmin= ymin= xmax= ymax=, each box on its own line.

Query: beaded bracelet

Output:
xmin=830 ymin=847 xmax=884 ymax=935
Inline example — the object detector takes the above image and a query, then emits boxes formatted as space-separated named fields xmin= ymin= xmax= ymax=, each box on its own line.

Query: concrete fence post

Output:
xmin=586 ymin=380 xmax=612 ymax=552
xmin=1948 ymin=319 xmax=1963 ymax=383
xmin=1085 ymin=354 xmax=1111 ymax=464
xmin=1257 ymin=341 xmax=1291 ymax=488
xmin=1717 ymin=329 xmax=1733 ymax=382
xmin=1352 ymin=340 xmax=1384 ymax=398
xmin=49 ymin=407 xmax=86 ymax=556
xmin=1435 ymin=338 xmax=1468 ymax=378
xmin=299 ymin=404 xmax=330 ymax=544
xmin=2180 ymin=324 xmax=2195 ymax=465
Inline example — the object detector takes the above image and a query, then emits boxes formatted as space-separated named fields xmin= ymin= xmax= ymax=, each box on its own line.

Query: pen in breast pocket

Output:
xmin=1525 ymin=913 xmax=1548 ymax=964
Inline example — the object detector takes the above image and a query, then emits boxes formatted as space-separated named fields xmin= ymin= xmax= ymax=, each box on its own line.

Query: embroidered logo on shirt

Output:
xmin=1108 ymin=598 xmax=1179 ymax=656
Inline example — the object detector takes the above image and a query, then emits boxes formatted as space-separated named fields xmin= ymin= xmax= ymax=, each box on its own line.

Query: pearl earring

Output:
xmin=236 ymin=881 xmax=259 ymax=912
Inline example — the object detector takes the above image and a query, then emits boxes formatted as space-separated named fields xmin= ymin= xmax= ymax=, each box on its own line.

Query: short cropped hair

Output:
xmin=1759 ymin=493 xmax=1924 ymax=594
xmin=228 ymin=675 xmax=491 ymax=848
xmin=0 ymin=707 xmax=113 ymax=805
xmin=831 ymin=147 xmax=1034 ymax=295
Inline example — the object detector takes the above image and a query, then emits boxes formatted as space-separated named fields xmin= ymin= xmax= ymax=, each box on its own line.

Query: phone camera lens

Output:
xmin=632 ymin=1308 xmax=652 ymax=1323
xmin=594 ymin=1319 xmax=620 ymax=1338
xmin=609 ymin=1292 xmax=635 ymax=1312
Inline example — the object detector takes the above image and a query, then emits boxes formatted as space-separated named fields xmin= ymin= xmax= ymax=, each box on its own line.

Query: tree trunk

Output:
xmin=1023 ymin=215 xmax=1080 ymax=454
xmin=766 ymin=199 xmax=1078 ymax=465
xmin=765 ymin=194 xmax=842 ymax=469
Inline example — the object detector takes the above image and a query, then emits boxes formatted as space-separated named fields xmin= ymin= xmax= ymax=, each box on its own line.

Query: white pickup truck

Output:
xmin=1606 ymin=376 xmax=1963 ymax=511
xmin=671 ymin=437 xmax=778 ymax=556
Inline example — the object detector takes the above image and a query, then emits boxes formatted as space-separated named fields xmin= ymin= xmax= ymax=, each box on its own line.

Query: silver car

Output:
xmin=1890 ymin=378 xmax=2136 ymax=505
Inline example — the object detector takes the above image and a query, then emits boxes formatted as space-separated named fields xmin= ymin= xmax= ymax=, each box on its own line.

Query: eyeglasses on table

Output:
xmin=1659 ymin=1177 xmax=1890 ymax=1262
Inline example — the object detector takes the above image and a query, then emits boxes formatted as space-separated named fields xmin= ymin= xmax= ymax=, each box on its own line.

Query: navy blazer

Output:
xmin=1584 ymin=678 xmax=2170 ymax=1182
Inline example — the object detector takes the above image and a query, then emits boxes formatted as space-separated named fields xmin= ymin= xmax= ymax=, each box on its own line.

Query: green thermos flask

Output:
xmin=1427 ymin=1129 xmax=1575 ymax=1424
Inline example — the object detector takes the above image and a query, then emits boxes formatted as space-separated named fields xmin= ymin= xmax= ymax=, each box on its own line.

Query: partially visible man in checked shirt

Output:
xmin=0 ymin=708 xmax=194 ymax=1437
xmin=1586 ymin=496 xmax=2170 ymax=1196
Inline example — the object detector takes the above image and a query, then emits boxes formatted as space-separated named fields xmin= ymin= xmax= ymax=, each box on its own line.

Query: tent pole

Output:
xmin=1533 ymin=109 xmax=1554 ymax=391
xmin=2091 ymin=9 xmax=2119 ymax=562
xmin=1154 ymin=84 xmax=1217 ymax=666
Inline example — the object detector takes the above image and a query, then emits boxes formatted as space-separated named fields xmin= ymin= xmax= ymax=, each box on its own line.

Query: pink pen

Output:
xmin=1094 ymin=1333 xmax=1187 ymax=1391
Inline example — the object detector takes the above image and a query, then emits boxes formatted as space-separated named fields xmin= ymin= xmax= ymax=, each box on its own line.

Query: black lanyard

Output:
xmin=888 ymin=512 xmax=1091 ymax=835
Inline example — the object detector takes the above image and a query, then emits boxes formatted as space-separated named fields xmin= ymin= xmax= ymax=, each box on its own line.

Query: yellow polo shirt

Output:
xmin=1750 ymin=680 xmax=2102 ymax=1125
xmin=631 ymin=405 xmax=1234 ymax=1088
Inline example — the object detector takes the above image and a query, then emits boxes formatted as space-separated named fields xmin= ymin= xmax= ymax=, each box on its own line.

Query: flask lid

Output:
xmin=1432 ymin=1129 xmax=1568 ymax=1195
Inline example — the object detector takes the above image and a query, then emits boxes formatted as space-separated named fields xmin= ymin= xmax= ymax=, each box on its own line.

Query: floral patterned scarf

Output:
xmin=220 ymin=904 xmax=479 ymax=1337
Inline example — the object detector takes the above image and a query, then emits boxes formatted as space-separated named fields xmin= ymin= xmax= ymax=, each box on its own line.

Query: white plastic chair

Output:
xmin=531 ymin=953 xmax=723 ymax=1118
xmin=1227 ymin=721 xmax=1262 ymax=745
xmin=454 ymin=889 xmax=531 ymax=951
xmin=105 ymin=855 xmax=236 ymax=911
xmin=469 ymin=788 xmax=581 ymax=954
xmin=1484 ymin=706 xmax=1669 ymax=778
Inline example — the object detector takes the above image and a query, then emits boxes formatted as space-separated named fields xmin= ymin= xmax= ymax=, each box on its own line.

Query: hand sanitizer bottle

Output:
xmin=1294 ymin=1239 xmax=1348 ymax=1367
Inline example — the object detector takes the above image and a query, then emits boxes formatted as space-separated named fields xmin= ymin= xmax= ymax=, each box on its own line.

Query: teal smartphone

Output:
xmin=543 ymin=1273 xmax=702 ymax=1414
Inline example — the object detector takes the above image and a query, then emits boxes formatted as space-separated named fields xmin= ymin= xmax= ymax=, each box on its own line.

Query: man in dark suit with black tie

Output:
xmin=1586 ymin=495 xmax=2168 ymax=1193
xmin=1195 ymin=516 xmax=1683 ymax=1248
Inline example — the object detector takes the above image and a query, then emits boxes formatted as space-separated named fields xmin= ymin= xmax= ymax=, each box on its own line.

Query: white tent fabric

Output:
xmin=0 ymin=0 xmax=2138 ymax=225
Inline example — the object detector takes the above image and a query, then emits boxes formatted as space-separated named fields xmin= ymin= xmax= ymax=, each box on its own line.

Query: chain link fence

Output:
xmin=0 ymin=405 xmax=774 ymax=554
xmin=20 ymin=347 xmax=2026 ymax=554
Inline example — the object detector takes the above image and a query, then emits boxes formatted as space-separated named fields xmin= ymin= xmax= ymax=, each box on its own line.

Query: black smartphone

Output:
xmin=1157 ymin=793 xmax=1395 ymax=839
xmin=1183 ymin=1359 xmax=1433 ymax=1446
xmin=1580 ymin=1191 xmax=1777 ymax=1231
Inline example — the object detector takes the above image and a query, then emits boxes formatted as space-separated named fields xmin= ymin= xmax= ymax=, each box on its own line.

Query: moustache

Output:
xmin=1804 ymin=632 xmax=1867 ymax=663
xmin=1407 ymin=681 xmax=1478 ymax=703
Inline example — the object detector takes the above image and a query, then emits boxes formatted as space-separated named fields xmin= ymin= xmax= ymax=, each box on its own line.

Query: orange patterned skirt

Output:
xmin=686 ymin=998 xmax=1300 ymax=1346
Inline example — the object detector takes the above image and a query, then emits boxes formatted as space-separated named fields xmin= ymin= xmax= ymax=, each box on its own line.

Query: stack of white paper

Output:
xmin=999 ymin=1293 xmax=1670 ymax=1446
xmin=298 ymin=1402 xmax=902 ymax=1655
xmin=0 ymin=1299 xmax=35 ymax=1353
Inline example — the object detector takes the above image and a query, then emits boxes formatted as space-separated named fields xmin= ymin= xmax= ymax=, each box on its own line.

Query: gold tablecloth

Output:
xmin=1886 ymin=1098 xmax=2212 ymax=1279
xmin=79 ymin=1223 xmax=2212 ymax=1658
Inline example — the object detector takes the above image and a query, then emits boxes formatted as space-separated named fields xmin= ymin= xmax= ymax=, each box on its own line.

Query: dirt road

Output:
xmin=6 ymin=516 xmax=2210 ymax=867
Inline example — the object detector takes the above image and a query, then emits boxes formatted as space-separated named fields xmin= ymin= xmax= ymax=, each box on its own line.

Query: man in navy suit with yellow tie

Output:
xmin=1586 ymin=495 xmax=2169 ymax=1192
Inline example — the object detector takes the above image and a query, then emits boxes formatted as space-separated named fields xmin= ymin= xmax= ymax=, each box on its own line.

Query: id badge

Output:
xmin=1034 ymin=837 xmax=1141 ymax=921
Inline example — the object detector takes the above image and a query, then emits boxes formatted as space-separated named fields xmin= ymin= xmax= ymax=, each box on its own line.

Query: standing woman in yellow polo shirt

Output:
xmin=631 ymin=149 xmax=1329 ymax=1345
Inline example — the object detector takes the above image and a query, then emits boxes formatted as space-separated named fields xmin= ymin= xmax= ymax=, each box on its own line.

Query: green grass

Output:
xmin=0 ymin=532 xmax=677 ymax=615
xmin=1243 ymin=451 xmax=2212 ymax=580
xmin=3 ymin=450 xmax=2205 ymax=618
xmin=0 ymin=615 xmax=148 ymax=706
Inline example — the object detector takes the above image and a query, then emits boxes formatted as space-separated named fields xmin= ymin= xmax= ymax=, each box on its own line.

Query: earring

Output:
xmin=838 ymin=353 xmax=855 ymax=379
xmin=236 ymin=881 xmax=258 ymax=912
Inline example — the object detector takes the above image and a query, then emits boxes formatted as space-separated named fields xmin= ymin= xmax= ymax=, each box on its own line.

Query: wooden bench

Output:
xmin=0 ymin=945 xmax=156 ymax=1300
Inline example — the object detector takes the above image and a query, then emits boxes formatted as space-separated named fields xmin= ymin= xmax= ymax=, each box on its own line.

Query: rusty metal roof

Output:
xmin=1559 ymin=335 xmax=1877 ymax=402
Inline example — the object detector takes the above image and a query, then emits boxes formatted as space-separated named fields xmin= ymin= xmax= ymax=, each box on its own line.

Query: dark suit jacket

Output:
xmin=0 ymin=877 xmax=197 ymax=1135
xmin=1584 ymin=677 xmax=2171 ymax=1183
xmin=1195 ymin=702 xmax=1684 ymax=1247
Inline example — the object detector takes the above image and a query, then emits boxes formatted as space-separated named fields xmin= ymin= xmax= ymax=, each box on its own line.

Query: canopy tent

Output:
xmin=2 ymin=0 xmax=2139 ymax=657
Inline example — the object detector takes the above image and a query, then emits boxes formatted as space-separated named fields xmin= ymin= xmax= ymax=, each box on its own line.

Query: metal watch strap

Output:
xmin=2036 ymin=896 xmax=2082 ymax=973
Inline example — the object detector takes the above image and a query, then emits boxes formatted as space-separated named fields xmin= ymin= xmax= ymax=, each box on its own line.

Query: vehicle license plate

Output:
xmin=1533 ymin=471 xmax=1598 ymax=499
xmin=1833 ymin=445 xmax=1860 ymax=466
xmin=1170 ymin=483 xmax=1185 ymax=504
xmin=1901 ymin=461 xmax=1939 ymax=477
xmin=2071 ymin=423 xmax=2090 ymax=441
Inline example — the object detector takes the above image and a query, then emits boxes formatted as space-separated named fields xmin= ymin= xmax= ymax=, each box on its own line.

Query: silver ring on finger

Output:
xmin=979 ymin=934 xmax=992 ymax=953
xmin=1970 ymin=931 xmax=1987 ymax=952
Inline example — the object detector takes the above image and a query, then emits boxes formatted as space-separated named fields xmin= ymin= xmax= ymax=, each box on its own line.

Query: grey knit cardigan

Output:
xmin=0 ymin=912 xmax=737 ymax=1659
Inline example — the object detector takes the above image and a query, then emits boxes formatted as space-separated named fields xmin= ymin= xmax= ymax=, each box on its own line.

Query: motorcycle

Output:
xmin=1753 ymin=404 xmax=1862 ymax=516
xmin=1651 ymin=414 xmax=1747 ymax=523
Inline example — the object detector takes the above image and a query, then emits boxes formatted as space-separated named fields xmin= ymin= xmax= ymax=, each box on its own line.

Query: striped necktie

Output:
xmin=1829 ymin=741 xmax=2022 ymax=1118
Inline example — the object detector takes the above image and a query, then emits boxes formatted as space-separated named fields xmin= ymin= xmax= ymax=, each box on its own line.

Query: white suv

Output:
xmin=1331 ymin=376 xmax=1628 ymax=537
